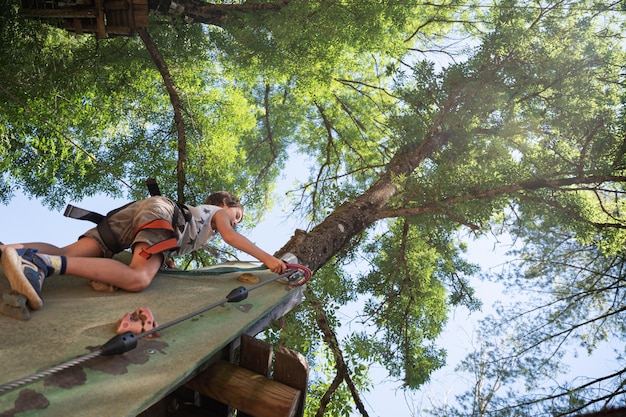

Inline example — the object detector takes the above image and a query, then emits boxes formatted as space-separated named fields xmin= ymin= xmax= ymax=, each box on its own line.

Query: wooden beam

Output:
xmin=94 ymin=0 xmax=106 ymax=39
xmin=239 ymin=334 xmax=273 ymax=377
xmin=238 ymin=335 xmax=274 ymax=417
xmin=186 ymin=360 xmax=301 ymax=417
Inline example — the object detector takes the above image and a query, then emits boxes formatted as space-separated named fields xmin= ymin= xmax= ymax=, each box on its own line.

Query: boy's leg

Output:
xmin=62 ymin=243 xmax=163 ymax=292
xmin=0 ymin=238 xmax=105 ymax=310
xmin=1 ymin=242 xmax=65 ymax=256
xmin=1 ymin=241 xmax=163 ymax=309
xmin=0 ymin=237 xmax=104 ymax=257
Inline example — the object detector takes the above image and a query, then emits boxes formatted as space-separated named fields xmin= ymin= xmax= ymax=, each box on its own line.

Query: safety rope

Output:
xmin=0 ymin=264 xmax=311 ymax=394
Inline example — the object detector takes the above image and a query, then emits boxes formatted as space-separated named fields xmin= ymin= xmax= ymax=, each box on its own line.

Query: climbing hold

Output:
xmin=238 ymin=272 xmax=259 ymax=284
xmin=116 ymin=307 xmax=159 ymax=338
xmin=0 ymin=290 xmax=31 ymax=321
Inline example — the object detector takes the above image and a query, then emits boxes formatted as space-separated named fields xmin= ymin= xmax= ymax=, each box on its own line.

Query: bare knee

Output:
xmin=122 ymin=249 xmax=163 ymax=292
xmin=122 ymin=269 xmax=156 ymax=292
xmin=124 ymin=254 xmax=163 ymax=292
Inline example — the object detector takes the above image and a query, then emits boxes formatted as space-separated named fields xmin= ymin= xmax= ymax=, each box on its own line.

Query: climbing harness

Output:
xmin=0 ymin=263 xmax=312 ymax=394
xmin=64 ymin=178 xmax=188 ymax=257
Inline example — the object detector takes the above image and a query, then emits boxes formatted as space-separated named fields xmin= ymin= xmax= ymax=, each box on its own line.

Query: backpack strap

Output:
xmin=95 ymin=201 xmax=135 ymax=254
xmin=145 ymin=178 xmax=161 ymax=197
xmin=65 ymin=202 xmax=133 ymax=254
xmin=64 ymin=204 xmax=105 ymax=224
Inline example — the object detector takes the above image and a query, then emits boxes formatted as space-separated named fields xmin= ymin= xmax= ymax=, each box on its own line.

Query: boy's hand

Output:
xmin=265 ymin=257 xmax=287 ymax=274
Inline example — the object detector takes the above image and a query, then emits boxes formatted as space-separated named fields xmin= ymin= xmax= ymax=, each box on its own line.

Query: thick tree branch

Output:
xmin=374 ymin=175 xmax=626 ymax=226
xmin=309 ymin=292 xmax=370 ymax=417
xmin=278 ymin=131 xmax=450 ymax=271
xmin=150 ymin=0 xmax=293 ymax=26
xmin=137 ymin=28 xmax=187 ymax=202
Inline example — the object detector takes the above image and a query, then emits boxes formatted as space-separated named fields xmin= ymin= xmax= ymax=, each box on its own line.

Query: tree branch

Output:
xmin=374 ymin=175 xmax=626 ymax=228
xmin=137 ymin=28 xmax=187 ymax=202
xmin=308 ymin=292 xmax=370 ymax=417
xmin=155 ymin=0 xmax=293 ymax=26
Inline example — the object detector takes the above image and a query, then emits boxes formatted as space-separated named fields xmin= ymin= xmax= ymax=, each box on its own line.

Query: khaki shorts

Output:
xmin=82 ymin=196 xmax=178 ymax=258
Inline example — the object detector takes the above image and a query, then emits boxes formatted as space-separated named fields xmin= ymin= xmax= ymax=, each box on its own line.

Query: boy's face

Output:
xmin=223 ymin=206 xmax=244 ymax=227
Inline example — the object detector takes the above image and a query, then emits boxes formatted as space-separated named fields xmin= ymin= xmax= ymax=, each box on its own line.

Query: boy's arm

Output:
xmin=213 ymin=211 xmax=287 ymax=273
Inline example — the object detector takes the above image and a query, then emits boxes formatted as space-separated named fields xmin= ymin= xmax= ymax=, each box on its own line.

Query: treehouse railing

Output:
xmin=20 ymin=0 xmax=149 ymax=38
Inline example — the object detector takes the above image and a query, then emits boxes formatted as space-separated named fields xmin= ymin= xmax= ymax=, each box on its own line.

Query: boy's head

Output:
xmin=205 ymin=191 xmax=243 ymax=211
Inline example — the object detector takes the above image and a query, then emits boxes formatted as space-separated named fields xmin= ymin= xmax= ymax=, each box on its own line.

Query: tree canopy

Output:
xmin=2 ymin=0 xmax=626 ymax=415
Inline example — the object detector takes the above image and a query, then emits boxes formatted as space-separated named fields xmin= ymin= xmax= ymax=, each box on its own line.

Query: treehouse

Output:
xmin=20 ymin=0 xmax=149 ymax=38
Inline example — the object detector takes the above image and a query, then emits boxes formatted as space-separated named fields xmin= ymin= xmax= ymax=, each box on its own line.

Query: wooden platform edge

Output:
xmin=274 ymin=346 xmax=309 ymax=417
xmin=243 ymin=285 xmax=305 ymax=338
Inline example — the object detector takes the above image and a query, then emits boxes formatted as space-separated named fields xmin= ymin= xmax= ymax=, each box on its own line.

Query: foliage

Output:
xmin=2 ymin=0 xmax=626 ymax=416
xmin=356 ymin=218 xmax=477 ymax=388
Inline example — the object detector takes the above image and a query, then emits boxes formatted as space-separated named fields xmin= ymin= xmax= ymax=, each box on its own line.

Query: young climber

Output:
xmin=0 ymin=191 xmax=287 ymax=310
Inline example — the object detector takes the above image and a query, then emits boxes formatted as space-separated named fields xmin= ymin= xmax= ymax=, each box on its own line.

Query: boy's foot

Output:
xmin=0 ymin=247 xmax=47 ymax=310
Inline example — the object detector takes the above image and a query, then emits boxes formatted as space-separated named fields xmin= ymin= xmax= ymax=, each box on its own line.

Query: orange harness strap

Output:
xmin=134 ymin=219 xmax=179 ymax=259
xmin=138 ymin=238 xmax=179 ymax=259
xmin=132 ymin=219 xmax=174 ymax=236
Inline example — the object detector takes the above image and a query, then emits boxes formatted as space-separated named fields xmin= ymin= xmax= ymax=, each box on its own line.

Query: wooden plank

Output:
xmin=94 ymin=0 xmax=106 ymax=38
xmin=130 ymin=0 xmax=149 ymax=29
xmin=238 ymin=335 xmax=274 ymax=417
xmin=126 ymin=2 xmax=134 ymax=31
xmin=73 ymin=17 xmax=84 ymax=34
xmin=239 ymin=334 xmax=273 ymax=376
xmin=133 ymin=7 xmax=149 ymax=28
xmin=107 ymin=10 xmax=123 ymax=26
xmin=103 ymin=0 xmax=128 ymax=10
xmin=273 ymin=347 xmax=309 ymax=417
xmin=186 ymin=361 xmax=301 ymax=417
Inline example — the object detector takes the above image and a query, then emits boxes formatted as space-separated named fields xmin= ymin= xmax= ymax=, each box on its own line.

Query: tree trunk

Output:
xmin=148 ymin=0 xmax=292 ymax=26
xmin=277 ymin=132 xmax=449 ymax=270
